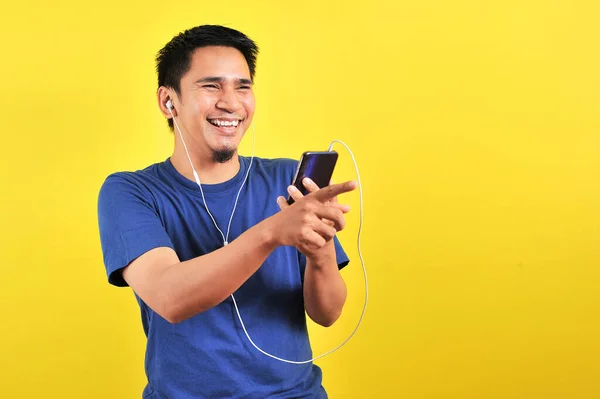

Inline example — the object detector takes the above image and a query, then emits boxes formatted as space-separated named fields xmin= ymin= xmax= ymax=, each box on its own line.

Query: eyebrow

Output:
xmin=195 ymin=76 xmax=253 ymax=85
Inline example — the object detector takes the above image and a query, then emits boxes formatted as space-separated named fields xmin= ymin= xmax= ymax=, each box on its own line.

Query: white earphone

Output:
xmin=165 ymin=97 xmax=367 ymax=365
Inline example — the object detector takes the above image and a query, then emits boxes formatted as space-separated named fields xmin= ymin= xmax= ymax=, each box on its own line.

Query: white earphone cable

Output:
xmin=169 ymin=108 xmax=254 ymax=245
xmin=231 ymin=139 xmax=368 ymax=364
xmin=169 ymin=106 xmax=366 ymax=364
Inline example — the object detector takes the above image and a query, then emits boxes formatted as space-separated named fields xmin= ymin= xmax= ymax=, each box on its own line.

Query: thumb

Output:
xmin=276 ymin=196 xmax=289 ymax=211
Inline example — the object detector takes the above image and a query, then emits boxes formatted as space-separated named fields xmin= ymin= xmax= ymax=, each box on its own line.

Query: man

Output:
xmin=98 ymin=24 xmax=357 ymax=398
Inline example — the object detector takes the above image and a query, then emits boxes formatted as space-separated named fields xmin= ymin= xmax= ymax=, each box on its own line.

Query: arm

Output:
xmin=122 ymin=221 xmax=277 ymax=324
xmin=303 ymin=240 xmax=347 ymax=327
xmin=102 ymin=176 xmax=356 ymax=325
xmin=279 ymin=178 xmax=355 ymax=327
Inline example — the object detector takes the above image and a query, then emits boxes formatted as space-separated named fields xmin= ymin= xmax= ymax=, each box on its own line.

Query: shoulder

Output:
xmin=98 ymin=162 xmax=165 ymax=206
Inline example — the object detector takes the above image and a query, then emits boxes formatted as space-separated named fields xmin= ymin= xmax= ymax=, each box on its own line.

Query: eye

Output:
xmin=238 ymin=85 xmax=251 ymax=91
xmin=203 ymin=84 xmax=219 ymax=90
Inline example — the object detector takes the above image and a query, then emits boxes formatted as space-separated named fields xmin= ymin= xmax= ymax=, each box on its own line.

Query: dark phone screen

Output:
xmin=288 ymin=152 xmax=338 ymax=204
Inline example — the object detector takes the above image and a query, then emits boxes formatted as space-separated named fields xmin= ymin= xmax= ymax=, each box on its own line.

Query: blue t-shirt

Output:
xmin=97 ymin=156 xmax=349 ymax=399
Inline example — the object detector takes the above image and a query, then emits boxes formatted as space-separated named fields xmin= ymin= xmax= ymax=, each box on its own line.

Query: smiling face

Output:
xmin=169 ymin=46 xmax=256 ymax=163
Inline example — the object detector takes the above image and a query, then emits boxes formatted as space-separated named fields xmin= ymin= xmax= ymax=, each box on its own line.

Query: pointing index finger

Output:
xmin=314 ymin=180 xmax=357 ymax=202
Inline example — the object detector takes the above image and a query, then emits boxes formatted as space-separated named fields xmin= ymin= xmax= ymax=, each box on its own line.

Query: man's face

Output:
xmin=175 ymin=46 xmax=255 ymax=162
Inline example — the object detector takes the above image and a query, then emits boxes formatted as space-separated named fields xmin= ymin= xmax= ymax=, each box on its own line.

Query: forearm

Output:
xmin=160 ymin=220 xmax=277 ymax=323
xmin=303 ymin=240 xmax=347 ymax=327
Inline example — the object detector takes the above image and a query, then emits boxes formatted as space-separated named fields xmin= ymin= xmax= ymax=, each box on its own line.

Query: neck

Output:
xmin=171 ymin=144 xmax=240 ymax=185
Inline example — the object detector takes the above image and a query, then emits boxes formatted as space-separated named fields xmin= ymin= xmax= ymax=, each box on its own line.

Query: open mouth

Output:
xmin=207 ymin=118 xmax=242 ymax=128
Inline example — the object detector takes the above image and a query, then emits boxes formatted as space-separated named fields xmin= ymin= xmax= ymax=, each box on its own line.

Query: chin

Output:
xmin=211 ymin=147 xmax=237 ymax=163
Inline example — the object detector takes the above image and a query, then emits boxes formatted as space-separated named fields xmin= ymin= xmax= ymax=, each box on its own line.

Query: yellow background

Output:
xmin=1 ymin=0 xmax=599 ymax=398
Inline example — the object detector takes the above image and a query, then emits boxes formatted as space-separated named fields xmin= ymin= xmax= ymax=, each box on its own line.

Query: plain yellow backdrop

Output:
xmin=1 ymin=0 xmax=599 ymax=398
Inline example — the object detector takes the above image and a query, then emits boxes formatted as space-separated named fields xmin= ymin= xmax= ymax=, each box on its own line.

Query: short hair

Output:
xmin=156 ymin=25 xmax=259 ymax=128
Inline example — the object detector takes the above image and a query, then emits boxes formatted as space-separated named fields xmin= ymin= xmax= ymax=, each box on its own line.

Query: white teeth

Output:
xmin=209 ymin=119 xmax=239 ymax=127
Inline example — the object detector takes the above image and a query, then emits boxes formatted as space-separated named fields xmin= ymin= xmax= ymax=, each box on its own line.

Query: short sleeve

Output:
xmin=97 ymin=173 xmax=175 ymax=287
xmin=333 ymin=236 xmax=350 ymax=269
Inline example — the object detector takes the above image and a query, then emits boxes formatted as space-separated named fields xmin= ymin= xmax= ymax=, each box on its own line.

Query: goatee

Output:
xmin=212 ymin=149 xmax=236 ymax=163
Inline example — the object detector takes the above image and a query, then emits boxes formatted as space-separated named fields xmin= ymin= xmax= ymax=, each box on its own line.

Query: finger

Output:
xmin=305 ymin=178 xmax=344 ymax=209
xmin=314 ymin=180 xmax=357 ymax=202
xmin=328 ymin=179 xmax=339 ymax=204
xmin=302 ymin=229 xmax=327 ymax=249
xmin=299 ymin=242 xmax=321 ymax=256
xmin=314 ymin=206 xmax=346 ymax=232
xmin=322 ymin=218 xmax=335 ymax=227
xmin=329 ymin=202 xmax=351 ymax=214
xmin=287 ymin=185 xmax=304 ymax=202
xmin=312 ymin=220 xmax=337 ymax=242
xmin=276 ymin=196 xmax=289 ymax=210
xmin=302 ymin=177 xmax=321 ymax=193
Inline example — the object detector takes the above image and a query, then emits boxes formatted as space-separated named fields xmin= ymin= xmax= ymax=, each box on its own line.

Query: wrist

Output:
xmin=306 ymin=240 xmax=336 ymax=266
xmin=258 ymin=215 xmax=281 ymax=251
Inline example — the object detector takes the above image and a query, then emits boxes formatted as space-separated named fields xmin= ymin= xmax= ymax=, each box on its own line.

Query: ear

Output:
xmin=157 ymin=86 xmax=177 ymax=118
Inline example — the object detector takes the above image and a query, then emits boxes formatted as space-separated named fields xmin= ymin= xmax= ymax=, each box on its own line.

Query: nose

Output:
xmin=215 ymin=86 xmax=242 ymax=113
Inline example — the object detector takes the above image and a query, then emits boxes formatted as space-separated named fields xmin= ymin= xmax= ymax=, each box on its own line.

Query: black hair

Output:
xmin=156 ymin=25 xmax=259 ymax=129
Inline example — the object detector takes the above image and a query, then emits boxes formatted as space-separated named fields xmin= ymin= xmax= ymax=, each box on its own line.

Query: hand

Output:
xmin=271 ymin=179 xmax=356 ymax=255
xmin=294 ymin=178 xmax=350 ymax=229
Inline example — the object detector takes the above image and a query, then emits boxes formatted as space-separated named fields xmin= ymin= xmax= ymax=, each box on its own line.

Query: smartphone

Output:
xmin=287 ymin=151 xmax=338 ymax=205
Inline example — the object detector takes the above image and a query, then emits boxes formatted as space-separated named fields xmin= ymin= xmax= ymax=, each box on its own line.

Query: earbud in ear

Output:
xmin=166 ymin=99 xmax=173 ymax=110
